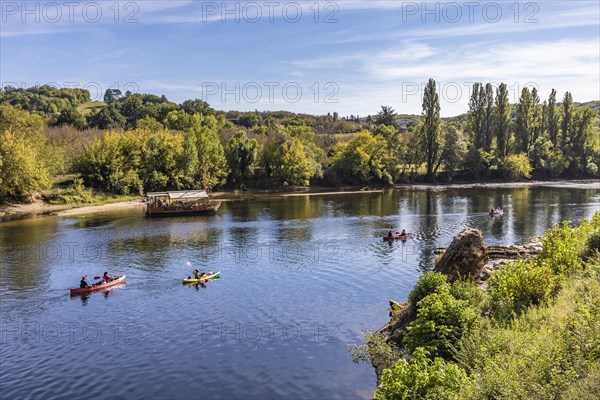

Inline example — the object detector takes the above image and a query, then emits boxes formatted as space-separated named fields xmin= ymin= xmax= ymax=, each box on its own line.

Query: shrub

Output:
xmin=375 ymin=347 xmax=466 ymax=400
xmin=47 ymin=178 xmax=94 ymax=205
xmin=407 ymin=272 xmax=449 ymax=307
xmin=500 ymin=153 xmax=532 ymax=180
xmin=488 ymin=259 xmax=561 ymax=318
xmin=349 ymin=331 xmax=403 ymax=372
xmin=403 ymin=291 xmax=479 ymax=359
xmin=583 ymin=229 xmax=600 ymax=260
xmin=541 ymin=220 xmax=586 ymax=275
xmin=450 ymin=279 xmax=487 ymax=309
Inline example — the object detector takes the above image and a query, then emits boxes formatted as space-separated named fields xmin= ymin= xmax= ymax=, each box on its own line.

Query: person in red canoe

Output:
xmin=80 ymin=276 xmax=92 ymax=289
xmin=101 ymin=271 xmax=114 ymax=283
xmin=388 ymin=226 xmax=394 ymax=238
xmin=400 ymin=229 xmax=406 ymax=236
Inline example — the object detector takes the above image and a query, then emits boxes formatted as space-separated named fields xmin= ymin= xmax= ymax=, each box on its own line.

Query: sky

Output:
xmin=1 ymin=0 xmax=599 ymax=117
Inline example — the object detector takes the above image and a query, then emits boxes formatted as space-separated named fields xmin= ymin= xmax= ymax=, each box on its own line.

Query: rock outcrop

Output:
xmin=434 ymin=228 xmax=488 ymax=282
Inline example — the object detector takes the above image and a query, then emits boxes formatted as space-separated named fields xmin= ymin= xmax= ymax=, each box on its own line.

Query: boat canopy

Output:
xmin=146 ymin=190 xmax=209 ymax=200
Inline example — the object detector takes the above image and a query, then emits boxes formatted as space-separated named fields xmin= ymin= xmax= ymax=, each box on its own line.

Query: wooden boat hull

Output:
xmin=70 ymin=275 xmax=126 ymax=296
xmin=182 ymin=271 xmax=221 ymax=284
xmin=383 ymin=234 xmax=411 ymax=242
xmin=146 ymin=201 xmax=221 ymax=217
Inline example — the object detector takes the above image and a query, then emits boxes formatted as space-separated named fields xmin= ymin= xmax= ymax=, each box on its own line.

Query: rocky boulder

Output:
xmin=434 ymin=228 xmax=488 ymax=282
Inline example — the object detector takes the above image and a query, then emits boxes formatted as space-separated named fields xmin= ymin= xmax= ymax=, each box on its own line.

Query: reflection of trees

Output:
xmin=107 ymin=225 xmax=223 ymax=270
xmin=0 ymin=219 xmax=58 ymax=290
xmin=416 ymin=190 xmax=440 ymax=271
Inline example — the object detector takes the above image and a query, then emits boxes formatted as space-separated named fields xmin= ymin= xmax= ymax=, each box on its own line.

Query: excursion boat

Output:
xmin=182 ymin=271 xmax=221 ymax=284
xmin=383 ymin=233 xmax=412 ymax=242
xmin=145 ymin=190 xmax=221 ymax=217
xmin=70 ymin=275 xmax=126 ymax=296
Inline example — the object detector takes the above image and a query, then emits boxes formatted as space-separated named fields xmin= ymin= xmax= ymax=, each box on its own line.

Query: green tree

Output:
xmin=495 ymin=83 xmax=511 ymax=159
xmin=277 ymin=137 xmax=313 ymax=186
xmin=54 ymin=107 xmax=87 ymax=130
xmin=419 ymin=79 xmax=442 ymax=180
xmin=0 ymin=105 xmax=51 ymax=200
xmin=440 ymin=122 xmax=467 ymax=180
xmin=181 ymin=99 xmax=214 ymax=116
xmin=138 ymin=129 xmax=185 ymax=191
xmin=87 ymin=105 xmax=126 ymax=130
xmin=76 ymin=131 xmax=142 ymax=194
xmin=0 ymin=129 xmax=50 ymax=199
xmin=515 ymin=87 xmax=534 ymax=154
xmin=375 ymin=106 xmax=398 ymax=128
xmin=227 ymin=130 xmax=258 ymax=188
xmin=468 ymin=83 xmax=485 ymax=149
xmin=330 ymin=131 xmax=391 ymax=184
xmin=103 ymin=89 xmax=122 ymax=104
xmin=187 ymin=114 xmax=229 ymax=189
xmin=561 ymin=91 xmax=574 ymax=151
xmin=547 ymin=88 xmax=560 ymax=147
xmin=482 ymin=83 xmax=494 ymax=151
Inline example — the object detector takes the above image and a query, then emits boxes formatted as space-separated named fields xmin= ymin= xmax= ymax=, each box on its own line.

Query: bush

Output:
xmin=407 ymin=272 xmax=449 ymax=307
xmin=375 ymin=347 xmax=466 ymax=400
xmin=488 ymin=259 xmax=561 ymax=318
xmin=403 ymin=291 xmax=479 ymax=359
xmin=501 ymin=153 xmax=532 ymax=180
xmin=541 ymin=220 xmax=589 ymax=276
xmin=583 ymin=229 xmax=600 ymax=260
xmin=349 ymin=331 xmax=403 ymax=372
xmin=449 ymin=279 xmax=487 ymax=309
xmin=47 ymin=178 xmax=94 ymax=205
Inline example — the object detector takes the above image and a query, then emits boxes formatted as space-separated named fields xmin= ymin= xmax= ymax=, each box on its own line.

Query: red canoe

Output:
xmin=70 ymin=275 xmax=126 ymax=296
xmin=383 ymin=234 xmax=411 ymax=242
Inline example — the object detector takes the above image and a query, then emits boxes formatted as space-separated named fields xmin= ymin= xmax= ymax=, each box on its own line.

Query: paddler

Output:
xmin=80 ymin=275 xmax=92 ymax=288
xmin=388 ymin=226 xmax=394 ymax=238
xmin=101 ymin=271 xmax=114 ymax=283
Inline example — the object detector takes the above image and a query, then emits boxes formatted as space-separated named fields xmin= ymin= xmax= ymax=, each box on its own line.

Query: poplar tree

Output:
xmin=494 ymin=83 xmax=511 ymax=159
xmin=420 ymin=78 xmax=442 ymax=180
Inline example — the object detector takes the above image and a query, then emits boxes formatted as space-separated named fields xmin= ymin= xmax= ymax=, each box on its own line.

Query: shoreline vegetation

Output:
xmin=351 ymin=212 xmax=600 ymax=400
xmin=1 ymin=179 xmax=598 ymax=222
xmin=1 ymin=83 xmax=599 ymax=209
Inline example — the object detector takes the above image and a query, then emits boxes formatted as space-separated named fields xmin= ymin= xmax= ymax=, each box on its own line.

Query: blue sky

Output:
xmin=1 ymin=1 xmax=599 ymax=116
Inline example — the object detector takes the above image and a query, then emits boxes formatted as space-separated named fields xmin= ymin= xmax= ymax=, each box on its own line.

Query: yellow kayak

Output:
xmin=182 ymin=271 xmax=220 ymax=283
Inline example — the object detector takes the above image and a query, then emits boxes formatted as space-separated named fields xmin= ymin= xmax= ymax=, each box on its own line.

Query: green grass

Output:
xmin=43 ymin=176 xmax=139 ymax=205
xmin=76 ymin=101 xmax=105 ymax=116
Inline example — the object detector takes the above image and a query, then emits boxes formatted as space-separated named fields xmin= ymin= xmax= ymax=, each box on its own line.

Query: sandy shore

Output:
xmin=1 ymin=200 xmax=145 ymax=220
xmin=56 ymin=201 xmax=145 ymax=216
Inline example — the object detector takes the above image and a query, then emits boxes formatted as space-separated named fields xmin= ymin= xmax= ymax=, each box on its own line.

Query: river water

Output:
xmin=1 ymin=182 xmax=599 ymax=399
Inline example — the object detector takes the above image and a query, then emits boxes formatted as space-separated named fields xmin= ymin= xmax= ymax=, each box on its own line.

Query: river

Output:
xmin=1 ymin=182 xmax=599 ymax=399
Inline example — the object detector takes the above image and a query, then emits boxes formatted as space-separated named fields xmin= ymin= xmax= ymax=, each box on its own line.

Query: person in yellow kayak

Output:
xmin=193 ymin=269 xmax=204 ymax=279
xmin=191 ymin=269 xmax=215 ymax=279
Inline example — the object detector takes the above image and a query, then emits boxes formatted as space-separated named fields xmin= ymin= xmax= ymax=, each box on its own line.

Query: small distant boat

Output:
xmin=489 ymin=208 xmax=504 ymax=217
xmin=383 ymin=233 xmax=412 ymax=242
xmin=182 ymin=271 xmax=221 ymax=284
xmin=70 ymin=275 xmax=126 ymax=296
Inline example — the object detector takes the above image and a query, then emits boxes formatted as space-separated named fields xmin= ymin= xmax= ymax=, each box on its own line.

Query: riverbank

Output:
xmin=354 ymin=213 xmax=600 ymax=399
xmin=0 ymin=197 xmax=145 ymax=221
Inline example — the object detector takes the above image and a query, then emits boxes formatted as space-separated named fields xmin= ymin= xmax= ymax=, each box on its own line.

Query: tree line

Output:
xmin=0 ymin=82 xmax=598 ymax=202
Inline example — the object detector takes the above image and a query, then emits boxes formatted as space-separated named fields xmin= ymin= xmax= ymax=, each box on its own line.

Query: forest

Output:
xmin=0 ymin=79 xmax=598 ymax=203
